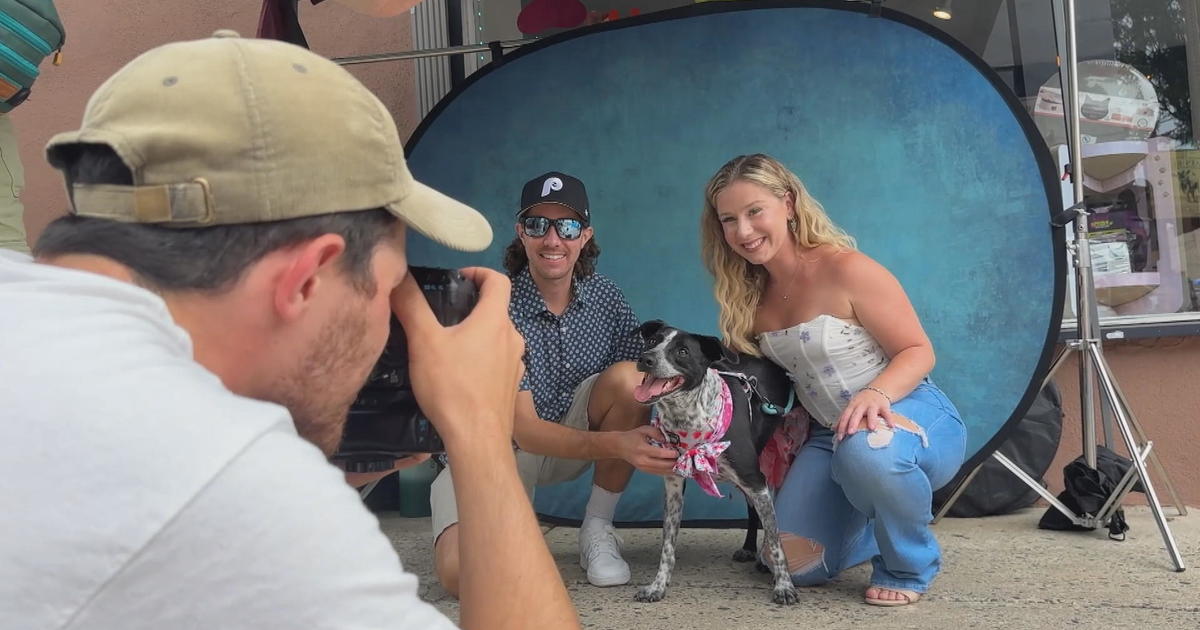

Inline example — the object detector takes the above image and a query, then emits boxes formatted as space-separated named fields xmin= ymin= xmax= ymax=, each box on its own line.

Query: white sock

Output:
xmin=583 ymin=484 xmax=622 ymax=525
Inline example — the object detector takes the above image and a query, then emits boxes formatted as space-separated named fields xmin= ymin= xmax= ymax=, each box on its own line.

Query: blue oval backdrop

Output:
xmin=405 ymin=1 xmax=1065 ymax=525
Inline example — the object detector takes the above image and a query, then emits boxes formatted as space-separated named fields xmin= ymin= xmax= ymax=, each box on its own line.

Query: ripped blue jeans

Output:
xmin=772 ymin=380 xmax=966 ymax=593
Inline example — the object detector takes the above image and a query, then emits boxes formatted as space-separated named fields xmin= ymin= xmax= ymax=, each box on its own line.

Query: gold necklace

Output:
xmin=778 ymin=256 xmax=802 ymax=302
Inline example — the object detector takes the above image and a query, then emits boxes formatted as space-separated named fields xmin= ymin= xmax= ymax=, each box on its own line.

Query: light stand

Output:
xmin=936 ymin=0 xmax=1186 ymax=573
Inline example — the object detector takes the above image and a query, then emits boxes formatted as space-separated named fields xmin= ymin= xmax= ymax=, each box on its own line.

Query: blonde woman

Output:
xmin=701 ymin=154 xmax=966 ymax=607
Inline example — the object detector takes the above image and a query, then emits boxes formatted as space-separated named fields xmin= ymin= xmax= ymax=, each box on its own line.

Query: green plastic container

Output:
xmin=396 ymin=459 xmax=438 ymax=518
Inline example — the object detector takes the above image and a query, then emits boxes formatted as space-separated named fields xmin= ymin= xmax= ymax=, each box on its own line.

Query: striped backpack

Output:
xmin=0 ymin=0 xmax=63 ymax=112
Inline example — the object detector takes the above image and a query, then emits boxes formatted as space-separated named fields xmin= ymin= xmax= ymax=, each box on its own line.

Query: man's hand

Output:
xmin=611 ymin=425 xmax=677 ymax=475
xmin=390 ymin=268 xmax=525 ymax=447
xmin=395 ymin=268 xmax=579 ymax=629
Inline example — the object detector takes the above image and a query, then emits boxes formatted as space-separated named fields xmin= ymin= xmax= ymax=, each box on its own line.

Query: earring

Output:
xmin=788 ymin=217 xmax=797 ymax=231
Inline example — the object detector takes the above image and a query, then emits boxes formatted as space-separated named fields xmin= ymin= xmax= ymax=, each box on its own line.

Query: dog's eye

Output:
xmin=677 ymin=347 xmax=689 ymax=357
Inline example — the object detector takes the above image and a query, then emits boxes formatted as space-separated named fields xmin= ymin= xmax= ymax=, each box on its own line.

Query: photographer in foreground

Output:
xmin=0 ymin=32 xmax=578 ymax=630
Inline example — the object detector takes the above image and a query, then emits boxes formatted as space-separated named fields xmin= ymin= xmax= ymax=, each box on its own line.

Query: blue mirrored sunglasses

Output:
xmin=521 ymin=216 xmax=584 ymax=240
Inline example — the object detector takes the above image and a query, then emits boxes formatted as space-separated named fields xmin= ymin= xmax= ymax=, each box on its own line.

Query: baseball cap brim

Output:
xmin=387 ymin=181 xmax=493 ymax=252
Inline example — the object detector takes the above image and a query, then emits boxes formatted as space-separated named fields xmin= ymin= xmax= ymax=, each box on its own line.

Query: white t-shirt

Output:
xmin=0 ymin=251 xmax=455 ymax=630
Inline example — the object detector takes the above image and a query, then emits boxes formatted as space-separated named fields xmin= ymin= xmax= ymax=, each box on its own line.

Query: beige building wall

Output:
xmin=11 ymin=0 xmax=418 ymax=245
xmin=1048 ymin=336 xmax=1200 ymax=507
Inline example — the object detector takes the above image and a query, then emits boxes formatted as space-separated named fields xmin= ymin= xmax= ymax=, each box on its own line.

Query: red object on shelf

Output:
xmin=517 ymin=0 xmax=588 ymax=35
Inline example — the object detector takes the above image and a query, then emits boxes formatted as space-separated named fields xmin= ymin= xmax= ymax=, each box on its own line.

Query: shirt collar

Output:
xmin=514 ymin=267 xmax=591 ymax=316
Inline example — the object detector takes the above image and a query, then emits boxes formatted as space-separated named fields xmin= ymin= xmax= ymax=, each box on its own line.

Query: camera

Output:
xmin=330 ymin=266 xmax=479 ymax=473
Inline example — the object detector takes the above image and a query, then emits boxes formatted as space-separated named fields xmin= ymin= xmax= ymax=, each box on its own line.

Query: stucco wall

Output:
xmin=11 ymin=0 xmax=417 ymax=245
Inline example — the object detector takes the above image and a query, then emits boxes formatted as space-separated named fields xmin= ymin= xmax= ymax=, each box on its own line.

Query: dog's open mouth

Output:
xmin=634 ymin=373 xmax=686 ymax=403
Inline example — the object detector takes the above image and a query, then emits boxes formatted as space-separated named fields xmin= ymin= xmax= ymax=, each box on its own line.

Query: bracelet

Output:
xmin=862 ymin=386 xmax=893 ymax=405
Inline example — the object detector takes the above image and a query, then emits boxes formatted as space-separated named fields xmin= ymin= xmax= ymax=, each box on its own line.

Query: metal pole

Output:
xmin=445 ymin=0 xmax=465 ymax=85
xmin=1060 ymin=0 xmax=1099 ymax=469
xmin=332 ymin=39 xmax=532 ymax=67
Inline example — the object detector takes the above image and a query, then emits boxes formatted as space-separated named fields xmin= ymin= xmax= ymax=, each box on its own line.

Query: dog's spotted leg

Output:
xmin=736 ymin=482 xmax=799 ymax=605
xmin=635 ymin=474 xmax=685 ymax=602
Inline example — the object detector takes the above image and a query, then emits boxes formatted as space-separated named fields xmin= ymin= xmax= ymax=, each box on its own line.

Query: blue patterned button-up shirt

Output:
xmin=510 ymin=268 xmax=642 ymax=422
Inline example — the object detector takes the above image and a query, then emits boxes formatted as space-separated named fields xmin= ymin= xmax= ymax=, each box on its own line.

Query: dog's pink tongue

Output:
xmin=634 ymin=374 xmax=673 ymax=403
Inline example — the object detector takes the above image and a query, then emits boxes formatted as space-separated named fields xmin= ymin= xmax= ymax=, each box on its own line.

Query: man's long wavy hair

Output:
xmin=701 ymin=154 xmax=856 ymax=355
xmin=502 ymin=232 xmax=601 ymax=279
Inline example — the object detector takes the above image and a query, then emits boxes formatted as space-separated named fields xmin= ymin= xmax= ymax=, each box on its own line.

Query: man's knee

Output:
xmin=597 ymin=361 xmax=641 ymax=397
xmin=434 ymin=524 xmax=461 ymax=598
xmin=589 ymin=361 xmax=648 ymax=428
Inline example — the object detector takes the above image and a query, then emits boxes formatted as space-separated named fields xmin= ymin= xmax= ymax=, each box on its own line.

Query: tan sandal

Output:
xmin=864 ymin=586 xmax=922 ymax=607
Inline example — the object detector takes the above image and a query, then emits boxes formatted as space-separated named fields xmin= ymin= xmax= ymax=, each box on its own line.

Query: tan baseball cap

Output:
xmin=45 ymin=29 xmax=492 ymax=252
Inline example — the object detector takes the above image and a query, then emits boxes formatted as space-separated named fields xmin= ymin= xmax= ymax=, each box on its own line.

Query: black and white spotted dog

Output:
xmin=632 ymin=320 xmax=799 ymax=605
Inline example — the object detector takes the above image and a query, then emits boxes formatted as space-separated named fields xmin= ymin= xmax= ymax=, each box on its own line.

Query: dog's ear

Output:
xmin=637 ymin=319 xmax=666 ymax=340
xmin=696 ymin=334 xmax=727 ymax=363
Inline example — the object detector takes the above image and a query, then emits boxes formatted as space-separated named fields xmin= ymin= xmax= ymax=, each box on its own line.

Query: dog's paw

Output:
xmin=772 ymin=583 xmax=800 ymax=605
xmin=754 ymin=560 xmax=770 ymax=574
xmin=635 ymin=586 xmax=666 ymax=603
xmin=731 ymin=548 xmax=756 ymax=563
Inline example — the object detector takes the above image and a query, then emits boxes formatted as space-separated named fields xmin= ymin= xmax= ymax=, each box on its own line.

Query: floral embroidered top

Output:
xmin=757 ymin=314 xmax=890 ymax=429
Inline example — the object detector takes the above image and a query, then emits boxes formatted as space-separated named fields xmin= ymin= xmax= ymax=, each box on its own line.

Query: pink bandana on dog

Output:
xmin=650 ymin=372 xmax=734 ymax=498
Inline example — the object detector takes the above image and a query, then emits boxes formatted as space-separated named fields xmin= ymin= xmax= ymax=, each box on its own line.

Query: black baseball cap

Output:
xmin=518 ymin=171 xmax=590 ymax=225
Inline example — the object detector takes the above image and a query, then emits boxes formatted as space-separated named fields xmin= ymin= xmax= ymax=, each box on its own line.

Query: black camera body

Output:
xmin=331 ymin=267 xmax=478 ymax=473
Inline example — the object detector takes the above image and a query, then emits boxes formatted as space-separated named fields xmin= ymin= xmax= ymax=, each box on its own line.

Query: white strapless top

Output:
xmin=757 ymin=314 xmax=890 ymax=428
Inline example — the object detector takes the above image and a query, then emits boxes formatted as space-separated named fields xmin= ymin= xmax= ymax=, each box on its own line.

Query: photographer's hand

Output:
xmin=391 ymin=268 xmax=579 ymax=630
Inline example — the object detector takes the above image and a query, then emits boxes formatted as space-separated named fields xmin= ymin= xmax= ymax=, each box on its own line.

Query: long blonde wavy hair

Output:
xmin=701 ymin=154 xmax=856 ymax=355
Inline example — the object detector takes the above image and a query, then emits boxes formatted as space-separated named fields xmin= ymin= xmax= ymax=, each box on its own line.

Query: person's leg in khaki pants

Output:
xmin=0 ymin=113 xmax=28 ymax=254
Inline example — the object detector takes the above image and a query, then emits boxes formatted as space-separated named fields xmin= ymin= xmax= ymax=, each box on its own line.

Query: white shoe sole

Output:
xmin=585 ymin=568 xmax=630 ymax=587
xmin=579 ymin=554 xmax=630 ymax=586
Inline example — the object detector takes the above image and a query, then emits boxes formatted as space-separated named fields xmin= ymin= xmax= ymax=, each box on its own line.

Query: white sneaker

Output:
xmin=578 ymin=520 xmax=630 ymax=586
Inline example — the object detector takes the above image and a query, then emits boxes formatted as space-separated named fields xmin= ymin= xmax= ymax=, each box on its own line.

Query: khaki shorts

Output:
xmin=0 ymin=114 xmax=28 ymax=254
xmin=430 ymin=373 xmax=600 ymax=543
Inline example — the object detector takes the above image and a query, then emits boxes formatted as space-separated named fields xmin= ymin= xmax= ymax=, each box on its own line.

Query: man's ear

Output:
xmin=637 ymin=319 xmax=666 ymax=340
xmin=696 ymin=334 xmax=727 ymax=363
xmin=272 ymin=234 xmax=347 ymax=322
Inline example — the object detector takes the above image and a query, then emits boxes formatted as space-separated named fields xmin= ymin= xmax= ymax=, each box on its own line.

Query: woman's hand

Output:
xmin=834 ymin=388 xmax=894 ymax=443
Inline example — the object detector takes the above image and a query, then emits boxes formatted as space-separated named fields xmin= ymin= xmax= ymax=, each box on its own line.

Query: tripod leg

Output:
xmin=358 ymin=479 xmax=382 ymax=501
xmin=1088 ymin=345 xmax=1186 ymax=572
xmin=992 ymin=452 xmax=1085 ymax=526
xmin=1040 ymin=344 xmax=1073 ymax=391
xmin=1096 ymin=442 xmax=1151 ymax=523
xmin=1079 ymin=343 xmax=1099 ymax=469
xmin=932 ymin=463 xmax=983 ymax=524
xmin=1105 ymin=371 xmax=1188 ymax=516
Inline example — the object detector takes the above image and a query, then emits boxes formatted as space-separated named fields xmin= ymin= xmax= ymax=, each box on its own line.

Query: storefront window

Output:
xmin=907 ymin=0 xmax=1200 ymax=331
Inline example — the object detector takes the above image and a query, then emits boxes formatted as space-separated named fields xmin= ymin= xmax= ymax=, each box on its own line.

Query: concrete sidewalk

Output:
xmin=380 ymin=507 xmax=1200 ymax=629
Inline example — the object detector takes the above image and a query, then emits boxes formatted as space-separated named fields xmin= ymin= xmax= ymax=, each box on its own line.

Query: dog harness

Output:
xmin=650 ymin=371 xmax=734 ymax=498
